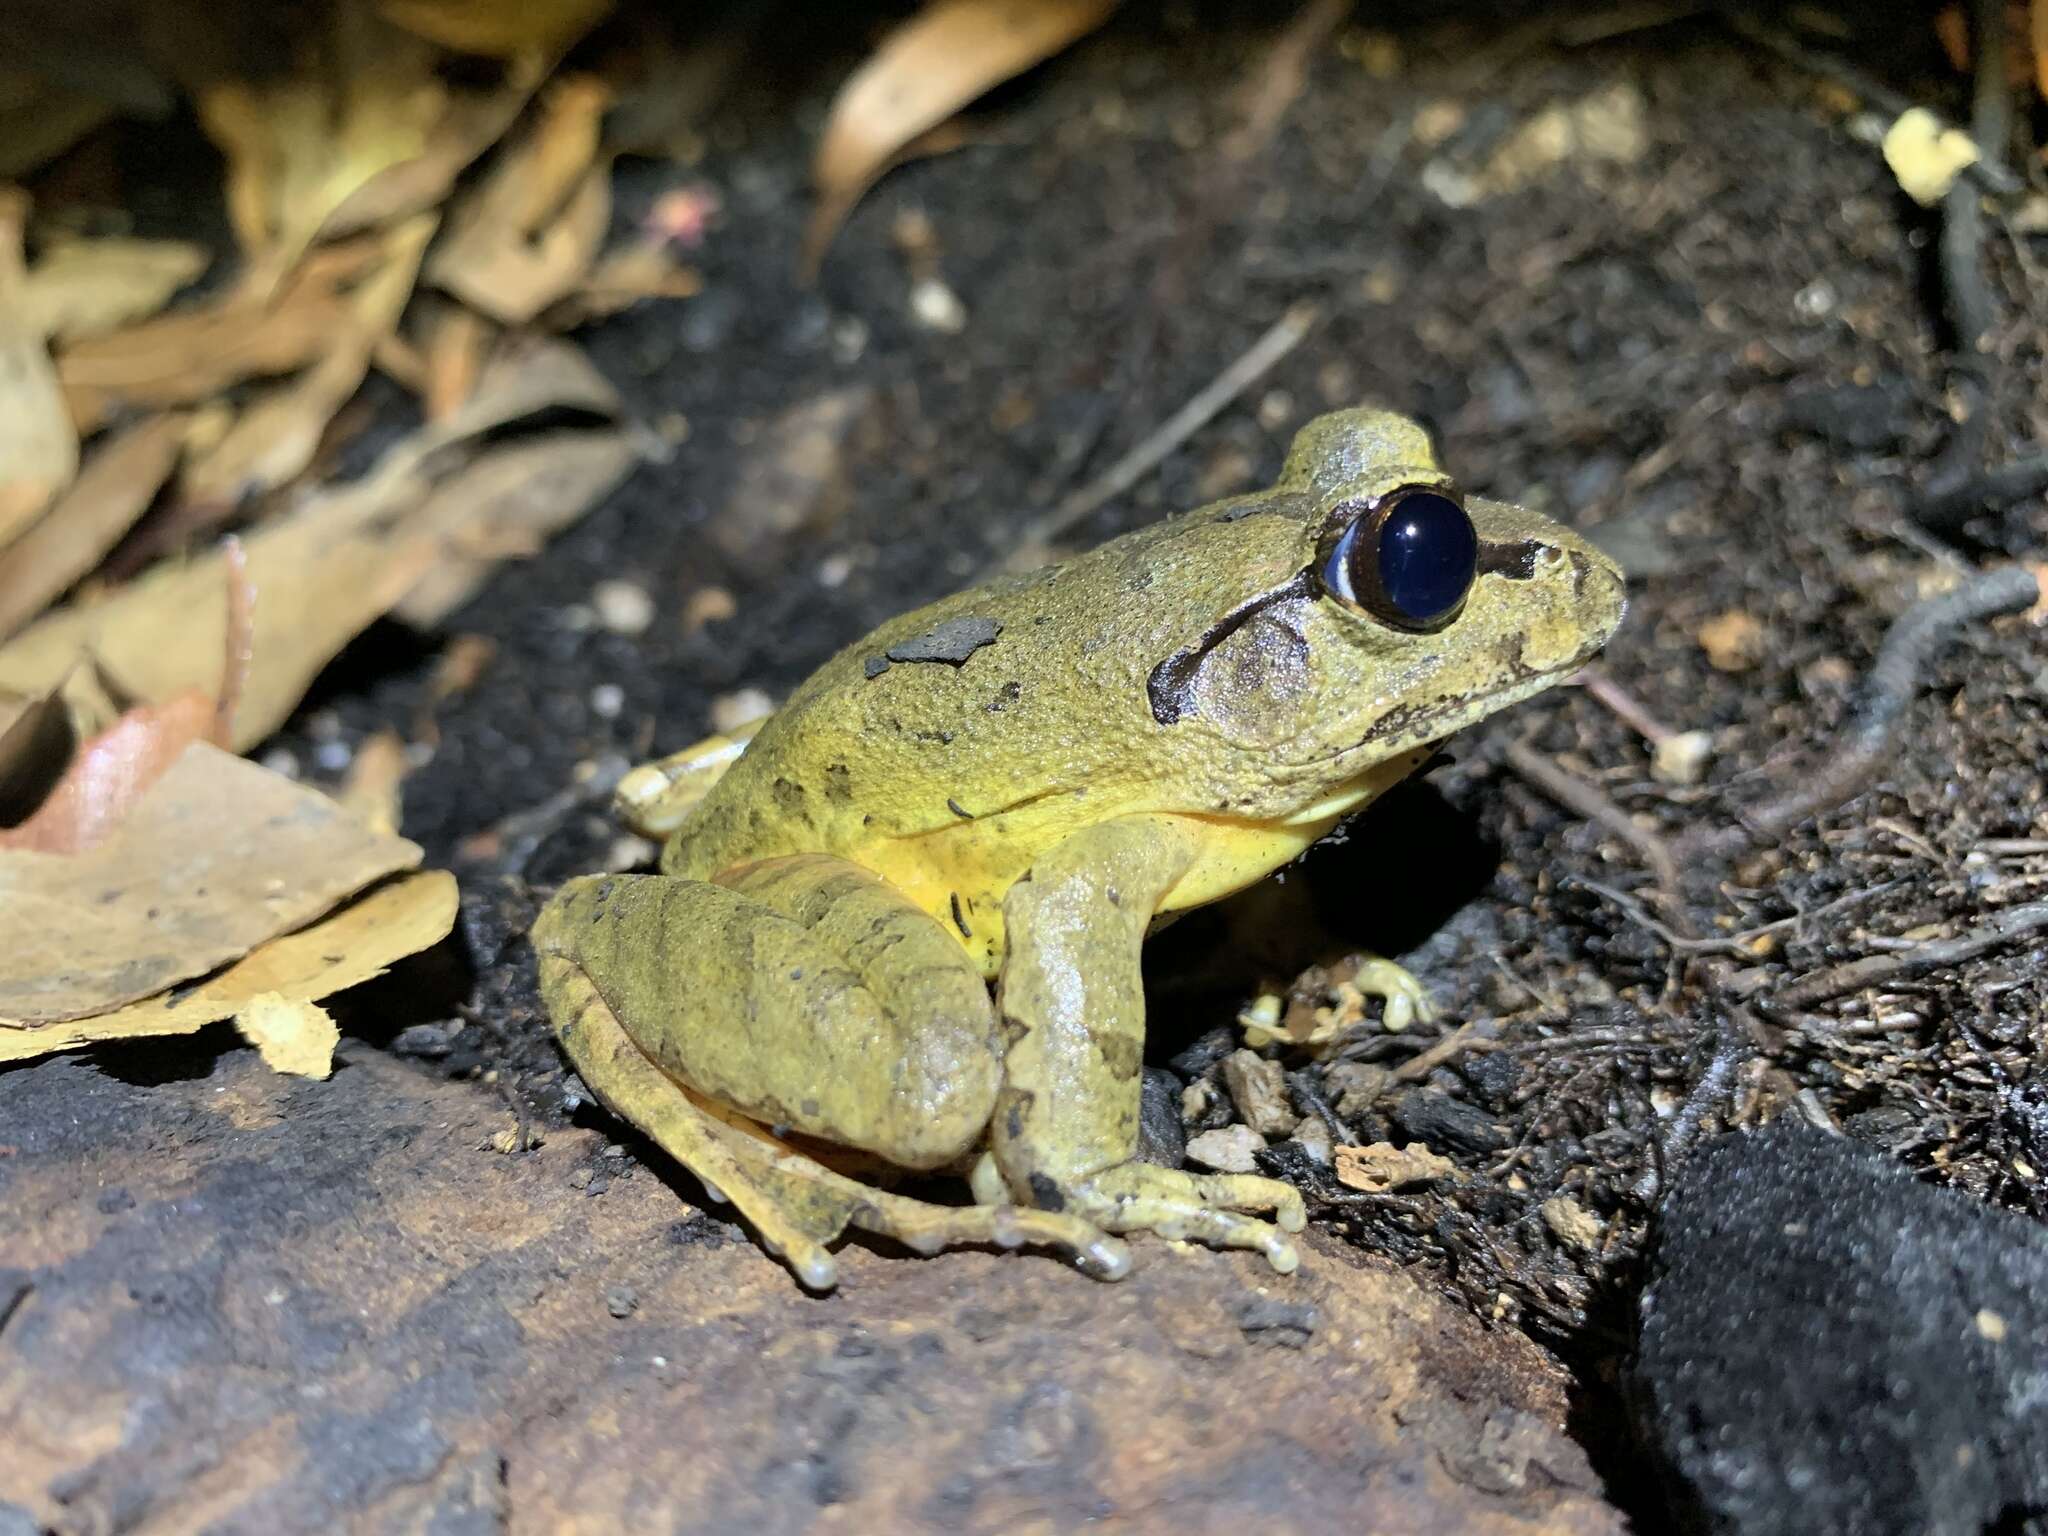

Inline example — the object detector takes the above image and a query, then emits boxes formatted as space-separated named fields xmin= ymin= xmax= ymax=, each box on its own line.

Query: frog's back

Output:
xmin=662 ymin=506 xmax=1300 ymax=894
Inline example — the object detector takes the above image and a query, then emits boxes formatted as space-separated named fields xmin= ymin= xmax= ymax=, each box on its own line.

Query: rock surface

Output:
xmin=0 ymin=1039 xmax=1623 ymax=1534
xmin=1633 ymin=1125 xmax=2048 ymax=1535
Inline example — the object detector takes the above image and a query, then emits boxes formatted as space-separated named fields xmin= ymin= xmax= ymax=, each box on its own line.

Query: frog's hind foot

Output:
xmin=542 ymin=952 xmax=1126 ymax=1289
xmin=1061 ymin=1163 xmax=1307 ymax=1276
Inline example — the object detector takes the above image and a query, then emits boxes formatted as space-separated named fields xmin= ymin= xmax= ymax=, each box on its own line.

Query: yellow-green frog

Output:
xmin=532 ymin=408 xmax=1624 ymax=1289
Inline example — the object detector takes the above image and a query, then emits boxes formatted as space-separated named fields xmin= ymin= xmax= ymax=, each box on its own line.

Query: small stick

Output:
xmin=1918 ymin=0 xmax=2012 ymax=532
xmin=1574 ymin=664 xmax=1677 ymax=746
xmin=998 ymin=303 xmax=1318 ymax=570
xmin=1568 ymin=874 xmax=1906 ymax=957
xmin=1916 ymin=454 xmax=2048 ymax=533
xmin=1392 ymin=1019 xmax=1495 ymax=1083
xmin=1503 ymin=738 xmax=1681 ymax=894
xmin=1769 ymin=900 xmax=2048 ymax=1011
xmin=1687 ymin=565 xmax=2042 ymax=859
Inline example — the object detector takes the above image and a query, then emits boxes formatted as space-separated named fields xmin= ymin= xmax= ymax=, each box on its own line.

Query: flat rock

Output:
xmin=0 ymin=1040 xmax=1621 ymax=1534
xmin=1633 ymin=1125 xmax=2048 ymax=1535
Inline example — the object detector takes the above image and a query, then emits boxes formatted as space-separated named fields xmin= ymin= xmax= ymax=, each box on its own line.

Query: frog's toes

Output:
xmin=1352 ymin=956 xmax=1435 ymax=1033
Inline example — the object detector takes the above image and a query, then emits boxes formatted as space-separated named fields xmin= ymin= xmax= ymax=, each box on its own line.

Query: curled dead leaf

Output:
xmin=0 ymin=742 xmax=424 ymax=1025
xmin=428 ymin=75 xmax=613 ymax=324
xmin=0 ymin=870 xmax=457 ymax=1064
xmin=0 ymin=188 xmax=79 ymax=545
xmin=803 ymin=0 xmax=1118 ymax=276
xmin=0 ymin=412 xmax=186 ymax=641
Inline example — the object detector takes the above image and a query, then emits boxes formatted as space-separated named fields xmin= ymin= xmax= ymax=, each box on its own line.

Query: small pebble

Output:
xmin=1186 ymin=1124 xmax=1264 ymax=1174
xmin=605 ymin=1284 xmax=639 ymax=1319
xmin=1651 ymin=729 xmax=1713 ymax=786
xmin=594 ymin=579 xmax=656 ymax=636
xmin=683 ymin=586 xmax=737 ymax=632
xmin=1222 ymin=1049 xmax=1296 ymax=1137
xmin=909 ymin=277 xmax=967 ymax=333
xmin=1323 ymin=1061 xmax=1391 ymax=1120
xmin=1289 ymin=1115 xmax=1334 ymax=1167
xmin=1541 ymin=1195 xmax=1604 ymax=1253
xmin=605 ymin=834 xmax=659 ymax=871
xmin=589 ymin=683 xmax=625 ymax=720
xmin=710 ymin=688 xmax=775 ymax=734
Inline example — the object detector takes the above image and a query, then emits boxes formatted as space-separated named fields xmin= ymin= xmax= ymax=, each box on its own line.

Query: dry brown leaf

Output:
xmin=0 ymin=870 xmax=456 ymax=1063
xmin=0 ymin=413 xmax=186 ymax=640
xmin=0 ymin=188 xmax=79 ymax=545
xmin=543 ymin=242 xmax=704 ymax=330
xmin=1334 ymin=1142 xmax=1459 ymax=1194
xmin=0 ymin=742 xmax=424 ymax=1025
xmin=323 ymin=67 xmax=542 ymax=238
xmin=3 ymin=331 xmax=620 ymax=747
xmin=180 ymin=213 xmax=436 ymax=507
xmin=338 ymin=729 xmax=409 ymax=835
xmin=197 ymin=10 xmax=450 ymax=277
xmin=427 ymin=75 xmax=614 ymax=323
xmin=803 ymin=0 xmax=1117 ymax=274
xmin=20 ymin=237 xmax=210 ymax=346
xmin=378 ymin=0 xmax=615 ymax=59
xmin=395 ymin=428 xmax=640 ymax=623
xmin=0 ymin=511 xmax=435 ymax=753
xmin=235 ymin=991 xmax=340 ymax=1079
xmin=56 ymin=237 xmax=383 ymax=431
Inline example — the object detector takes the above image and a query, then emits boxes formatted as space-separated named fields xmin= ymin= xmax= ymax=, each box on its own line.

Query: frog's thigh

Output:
xmin=992 ymin=816 xmax=1306 ymax=1274
xmin=536 ymin=860 xmax=997 ymax=1168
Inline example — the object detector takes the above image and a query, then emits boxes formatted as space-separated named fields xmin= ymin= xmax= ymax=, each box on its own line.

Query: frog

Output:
xmin=531 ymin=407 xmax=1625 ymax=1290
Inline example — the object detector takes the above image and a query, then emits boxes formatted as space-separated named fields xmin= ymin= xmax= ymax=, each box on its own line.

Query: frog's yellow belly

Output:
xmin=854 ymin=747 xmax=1428 ymax=978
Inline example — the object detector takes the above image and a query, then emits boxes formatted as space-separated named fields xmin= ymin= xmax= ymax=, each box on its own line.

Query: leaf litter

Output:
xmin=0 ymin=0 xmax=1105 ymax=1093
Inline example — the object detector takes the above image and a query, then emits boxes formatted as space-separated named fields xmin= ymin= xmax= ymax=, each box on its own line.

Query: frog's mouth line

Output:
xmin=1324 ymin=647 xmax=1604 ymax=765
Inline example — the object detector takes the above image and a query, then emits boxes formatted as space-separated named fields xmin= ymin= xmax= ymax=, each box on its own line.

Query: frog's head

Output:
xmin=1149 ymin=408 xmax=1626 ymax=810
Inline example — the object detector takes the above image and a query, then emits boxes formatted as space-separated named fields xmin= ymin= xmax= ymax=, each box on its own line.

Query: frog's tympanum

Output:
xmin=532 ymin=409 xmax=1625 ymax=1289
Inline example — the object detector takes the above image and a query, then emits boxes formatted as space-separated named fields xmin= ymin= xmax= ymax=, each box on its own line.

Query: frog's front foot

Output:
xmin=1352 ymin=955 xmax=1435 ymax=1033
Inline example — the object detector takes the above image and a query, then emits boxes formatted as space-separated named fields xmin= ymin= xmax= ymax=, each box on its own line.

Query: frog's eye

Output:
xmin=1320 ymin=487 xmax=1478 ymax=631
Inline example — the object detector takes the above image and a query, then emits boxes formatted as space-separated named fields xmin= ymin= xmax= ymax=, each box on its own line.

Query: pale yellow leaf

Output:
xmin=236 ymin=991 xmax=339 ymax=1079
xmin=20 ymin=237 xmax=210 ymax=345
xmin=804 ymin=0 xmax=1119 ymax=273
xmin=338 ymin=729 xmax=409 ymax=835
xmin=0 ymin=871 xmax=457 ymax=1063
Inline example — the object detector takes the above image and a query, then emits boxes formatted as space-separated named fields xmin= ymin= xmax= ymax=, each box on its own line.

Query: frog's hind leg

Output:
xmin=535 ymin=863 xmax=1126 ymax=1289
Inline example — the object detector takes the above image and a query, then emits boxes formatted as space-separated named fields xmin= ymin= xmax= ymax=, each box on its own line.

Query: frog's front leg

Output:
xmin=990 ymin=817 xmax=1308 ymax=1274
xmin=534 ymin=857 xmax=1127 ymax=1290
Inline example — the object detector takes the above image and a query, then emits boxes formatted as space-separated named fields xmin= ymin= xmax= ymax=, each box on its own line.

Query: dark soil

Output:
xmin=22 ymin=0 xmax=2048 ymax=1527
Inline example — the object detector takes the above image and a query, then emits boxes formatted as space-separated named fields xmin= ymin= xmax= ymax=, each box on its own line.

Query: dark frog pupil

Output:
xmin=1351 ymin=490 xmax=1476 ymax=628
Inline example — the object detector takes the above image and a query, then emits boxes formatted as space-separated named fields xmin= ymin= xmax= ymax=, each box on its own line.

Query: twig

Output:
xmin=1574 ymin=664 xmax=1677 ymax=745
xmin=1918 ymin=0 xmax=2013 ymax=534
xmin=1222 ymin=0 xmax=1353 ymax=163
xmin=1567 ymin=874 xmax=1907 ymax=957
xmin=1722 ymin=12 xmax=2019 ymax=196
xmin=997 ymin=303 xmax=1318 ymax=571
xmin=1768 ymin=900 xmax=2048 ymax=1011
xmin=1686 ymin=565 xmax=2042 ymax=859
xmin=1392 ymin=1019 xmax=1495 ymax=1083
xmin=1916 ymin=454 xmax=2048 ymax=533
xmin=1502 ymin=738 xmax=1681 ymax=894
